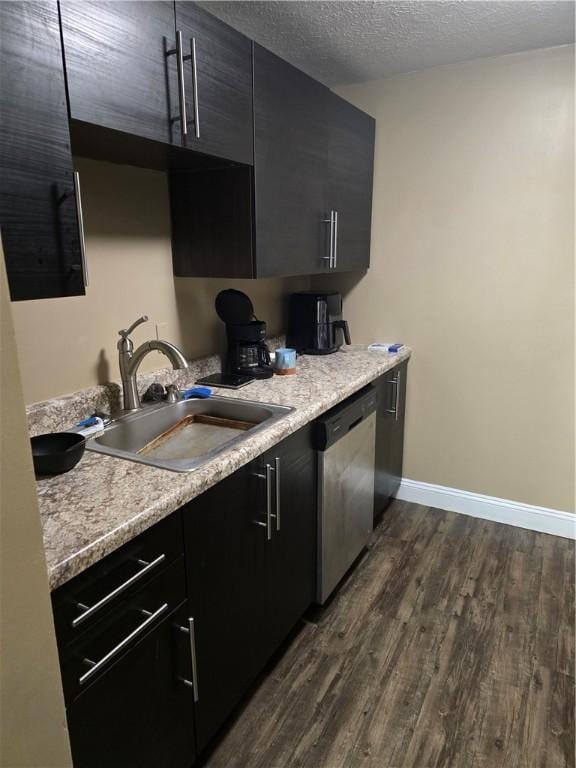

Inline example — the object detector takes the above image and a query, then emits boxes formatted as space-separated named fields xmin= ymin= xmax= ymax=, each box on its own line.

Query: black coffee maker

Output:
xmin=287 ymin=291 xmax=351 ymax=355
xmin=215 ymin=289 xmax=273 ymax=379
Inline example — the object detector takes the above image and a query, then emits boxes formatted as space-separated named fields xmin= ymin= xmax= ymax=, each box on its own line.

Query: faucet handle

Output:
xmin=119 ymin=315 xmax=149 ymax=340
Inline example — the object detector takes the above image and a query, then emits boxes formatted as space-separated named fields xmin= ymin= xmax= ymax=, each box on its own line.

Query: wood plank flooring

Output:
xmin=201 ymin=501 xmax=575 ymax=768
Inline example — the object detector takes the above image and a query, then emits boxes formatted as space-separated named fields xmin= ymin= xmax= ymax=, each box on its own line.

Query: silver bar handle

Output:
xmin=265 ymin=463 xmax=273 ymax=540
xmin=394 ymin=370 xmax=401 ymax=421
xmin=73 ymin=172 xmax=88 ymax=287
xmin=252 ymin=465 xmax=273 ymax=540
xmin=191 ymin=37 xmax=200 ymax=139
xmin=179 ymin=618 xmax=199 ymax=702
xmin=176 ymin=30 xmax=188 ymax=137
xmin=72 ymin=553 xmax=166 ymax=628
xmin=80 ymin=602 xmax=168 ymax=685
xmin=321 ymin=211 xmax=334 ymax=267
xmin=333 ymin=210 xmax=338 ymax=269
xmin=385 ymin=371 xmax=401 ymax=421
xmin=274 ymin=457 xmax=281 ymax=531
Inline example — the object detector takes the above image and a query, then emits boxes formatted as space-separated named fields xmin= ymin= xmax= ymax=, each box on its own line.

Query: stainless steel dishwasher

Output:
xmin=315 ymin=386 xmax=377 ymax=604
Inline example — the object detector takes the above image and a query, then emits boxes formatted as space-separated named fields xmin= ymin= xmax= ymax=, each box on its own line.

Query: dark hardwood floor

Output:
xmin=202 ymin=501 xmax=575 ymax=768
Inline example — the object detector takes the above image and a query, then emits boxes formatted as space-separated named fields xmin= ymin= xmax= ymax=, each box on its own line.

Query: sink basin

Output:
xmin=87 ymin=396 xmax=294 ymax=472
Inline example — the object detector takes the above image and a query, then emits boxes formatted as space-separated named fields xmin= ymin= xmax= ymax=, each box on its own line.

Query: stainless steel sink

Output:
xmin=87 ymin=396 xmax=294 ymax=472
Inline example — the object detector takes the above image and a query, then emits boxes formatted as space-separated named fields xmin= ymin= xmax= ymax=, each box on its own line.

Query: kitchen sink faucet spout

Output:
xmin=117 ymin=316 xmax=189 ymax=411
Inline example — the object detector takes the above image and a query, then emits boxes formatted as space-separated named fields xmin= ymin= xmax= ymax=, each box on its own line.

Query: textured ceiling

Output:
xmin=199 ymin=1 xmax=575 ymax=85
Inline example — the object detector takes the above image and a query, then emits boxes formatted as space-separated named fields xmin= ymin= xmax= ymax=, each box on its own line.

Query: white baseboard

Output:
xmin=396 ymin=479 xmax=576 ymax=540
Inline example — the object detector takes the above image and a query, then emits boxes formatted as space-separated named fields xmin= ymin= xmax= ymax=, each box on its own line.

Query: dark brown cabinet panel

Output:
xmin=170 ymin=162 xmax=254 ymax=278
xmin=66 ymin=599 xmax=195 ymax=768
xmin=170 ymin=41 xmax=375 ymax=279
xmin=0 ymin=1 xmax=84 ymax=300
xmin=174 ymin=3 xmax=253 ymax=164
xmin=325 ymin=94 xmax=375 ymax=272
xmin=184 ymin=466 xmax=268 ymax=753
xmin=262 ymin=428 xmax=316 ymax=654
xmin=374 ymin=361 xmax=408 ymax=522
xmin=59 ymin=1 xmax=180 ymax=145
xmin=184 ymin=425 xmax=316 ymax=755
xmin=52 ymin=513 xmax=183 ymax=650
xmin=54 ymin=517 xmax=194 ymax=768
xmin=252 ymin=44 xmax=330 ymax=277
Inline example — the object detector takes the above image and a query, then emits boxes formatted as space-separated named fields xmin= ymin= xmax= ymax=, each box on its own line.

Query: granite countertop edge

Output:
xmin=40 ymin=347 xmax=411 ymax=591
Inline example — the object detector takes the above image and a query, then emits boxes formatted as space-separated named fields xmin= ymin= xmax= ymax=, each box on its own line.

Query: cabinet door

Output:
xmin=184 ymin=467 xmax=267 ymax=753
xmin=66 ymin=601 xmax=195 ymax=768
xmin=388 ymin=360 xmax=407 ymax=494
xmin=263 ymin=427 xmax=316 ymax=654
xmin=374 ymin=362 xmax=408 ymax=520
xmin=174 ymin=3 xmax=253 ymax=164
xmin=374 ymin=372 xmax=394 ymax=519
xmin=59 ymin=1 xmax=179 ymax=145
xmin=253 ymin=44 xmax=330 ymax=277
xmin=0 ymin=1 xmax=84 ymax=301
xmin=325 ymin=93 xmax=375 ymax=272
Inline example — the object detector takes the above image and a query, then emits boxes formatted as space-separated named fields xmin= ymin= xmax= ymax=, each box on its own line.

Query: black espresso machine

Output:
xmin=287 ymin=291 xmax=351 ymax=355
xmin=215 ymin=289 xmax=273 ymax=379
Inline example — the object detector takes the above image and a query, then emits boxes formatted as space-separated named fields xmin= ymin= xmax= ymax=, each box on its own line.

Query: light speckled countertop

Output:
xmin=36 ymin=346 xmax=411 ymax=591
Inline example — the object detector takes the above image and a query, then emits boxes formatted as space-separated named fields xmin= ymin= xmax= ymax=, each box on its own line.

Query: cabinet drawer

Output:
xmin=53 ymin=513 xmax=183 ymax=649
xmin=66 ymin=596 xmax=195 ymax=768
xmin=60 ymin=557 xmax=187 ymax=704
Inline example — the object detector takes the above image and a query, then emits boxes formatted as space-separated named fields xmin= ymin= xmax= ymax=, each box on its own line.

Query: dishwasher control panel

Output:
xmin=314 ymin=385 xmax=377 ymax=451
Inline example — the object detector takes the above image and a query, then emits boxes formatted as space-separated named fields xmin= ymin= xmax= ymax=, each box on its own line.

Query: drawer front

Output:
xmin=67 ymin=599 xmax=195 ymax=768
xmin=60 ymin=557 xmax=187 ymax=704
xmin=53 ymin=513 xmax=183 ymax=649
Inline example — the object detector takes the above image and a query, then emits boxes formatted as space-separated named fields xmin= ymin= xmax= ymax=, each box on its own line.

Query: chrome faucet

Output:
xmin=117 ymin=316 xmax=189 ymax=411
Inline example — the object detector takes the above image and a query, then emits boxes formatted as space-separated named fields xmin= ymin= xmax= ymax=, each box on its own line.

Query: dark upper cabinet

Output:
xmin=59 ymin=1 xmax=180 ymax=145
xmin=252 ymin=44 xmax=330 ymax=277
xmin=0 ymin=1 xmax=85 ymax=301
xmin=374 ymin=360 xmax=408 ymax=522
xmin=174 ymin=3 xmax=253 ymax=164
xmin=170 ymin=41 xmax=375 ymax=279
xmin=324 ymin=93 xmax=375 ymax=272
xmin=59 ymin=1 xmax=253 ymax=165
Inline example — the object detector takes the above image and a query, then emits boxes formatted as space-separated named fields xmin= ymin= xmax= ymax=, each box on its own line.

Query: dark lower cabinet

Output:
xmin=262 ymin=430 xmax=316 ymax=654
xmin=0 ymin=1 xmax=84 ymax=300
xmin=183 ymin=465 xmax=267 ymax=753
xmin=67 ymin=599 xmax=196 ymax=768
xmin=57 ymin=555 xmax=195 ymax=768
xmin=184 ymin=424 xmax=316 ymax=754
xmin=374 ymin=361 xmax=408 ymax=521
xmin=53 ymin=425 xmax=316 ymax=765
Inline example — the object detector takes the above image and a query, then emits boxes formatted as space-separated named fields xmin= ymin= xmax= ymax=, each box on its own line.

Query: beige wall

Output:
xmin=0 ymin=257 xmax=72 ymax=767
xmin=11 ymin=158 xmax=309 ymax=405
xmin=316 ymin=45 xmax=575 ymax=511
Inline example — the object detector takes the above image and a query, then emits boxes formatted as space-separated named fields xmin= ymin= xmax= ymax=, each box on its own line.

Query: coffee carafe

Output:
xmin=215 ymin=289 xmax=273 ymax=379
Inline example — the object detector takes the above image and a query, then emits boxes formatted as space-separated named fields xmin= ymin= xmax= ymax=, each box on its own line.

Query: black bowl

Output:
xmin=31 ymin=432 xmax=86 ymax=476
